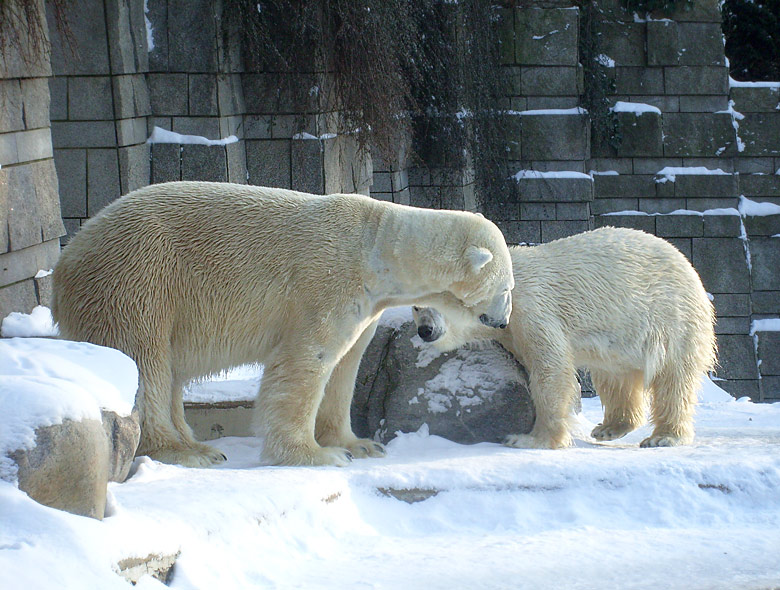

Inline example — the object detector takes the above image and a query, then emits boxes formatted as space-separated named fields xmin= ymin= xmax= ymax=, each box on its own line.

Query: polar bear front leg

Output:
xmin=253 ymin=350 xmax=354 ymax=467
xmin=504 ymin=331 xmax=578 ymax=450
xmin=315 ymin=320 xmax=386 ymax=459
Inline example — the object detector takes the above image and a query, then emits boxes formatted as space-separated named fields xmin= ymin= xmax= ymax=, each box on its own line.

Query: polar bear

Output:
xmin=52 ymin=181 xmax=514 ymax=467
xmin=412 ymin=226 xmax=716 ymax=449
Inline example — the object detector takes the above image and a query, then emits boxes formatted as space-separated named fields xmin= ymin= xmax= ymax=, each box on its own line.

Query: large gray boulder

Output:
xmin=353 ymin=319 xmax=535 ymax=444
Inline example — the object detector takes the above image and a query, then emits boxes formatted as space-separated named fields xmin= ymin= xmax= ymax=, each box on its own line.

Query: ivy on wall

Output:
xmin=0 ymin=0 xmax=72 ymax=65
xmin=722 ymin=0 xmax=780 ymax=82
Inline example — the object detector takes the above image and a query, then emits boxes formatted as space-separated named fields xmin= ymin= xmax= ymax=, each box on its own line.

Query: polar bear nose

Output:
xmin=480 ymin=314 xmax=508 ymax=329
xmin=418 ymin=325 xmax=434 ymax=341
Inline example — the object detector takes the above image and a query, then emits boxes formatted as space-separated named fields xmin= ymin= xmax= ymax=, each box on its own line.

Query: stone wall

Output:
xmin=0 ymin=0 xmax=65 ymax=320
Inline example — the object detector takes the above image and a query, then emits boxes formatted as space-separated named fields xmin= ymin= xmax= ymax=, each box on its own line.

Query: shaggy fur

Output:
xmin=413 ymin=227 xmax=717 ymax=449
xmin=52 ymin=181 xmax=514 ymax=467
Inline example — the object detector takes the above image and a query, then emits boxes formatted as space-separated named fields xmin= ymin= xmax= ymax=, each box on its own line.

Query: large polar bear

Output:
xmin=413 ymin=227 xmax=716 ymax=449
xmin=52 ymin=181 xmax=514 ymax=467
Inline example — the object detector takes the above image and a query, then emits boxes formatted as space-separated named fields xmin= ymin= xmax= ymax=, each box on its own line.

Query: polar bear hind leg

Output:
xmin=641 ymin=361 xmax=698 ymax=447
xmin=315 ymin=320 xmax=386 ymax=459
xmin=590 ymin=369 xmax=647 ymax=441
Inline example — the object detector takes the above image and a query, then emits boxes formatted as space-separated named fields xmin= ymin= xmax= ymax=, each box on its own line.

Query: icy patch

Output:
xmin=750 ymin=318 xmax=780 ymax=335
xmin=611 ymin=101 xmax=661 ymax=115
xmin=655 ymin=167 xmax=729 ymax=183
xmin=513 ymin=170 xmax=592 ymax=181
xmin=739 ymin=196 xmax=780 ymax=217
xmin=147 ymin=126 xmax=237 ymax=146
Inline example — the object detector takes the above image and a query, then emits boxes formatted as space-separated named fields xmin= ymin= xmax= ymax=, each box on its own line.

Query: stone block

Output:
xmin=521 ymin=113 xmax=589 ymax=160
xmin=218 ymin=74 xmax=245 ymax=116
xmin=679 ymin=95 xmax=729 ymax=113
xmin=15 ymin=128 xmax=53 ymax=163
xmin=0 ymin=133 xmax=18 ymax=166
xmin=0 ymin=279 xmax=36 ymax=319
xmin=672 ymin=173 xmax=738 ymax=197
xmin=759 ymin=376 xmax=780 ymax=402
xmin=591 ymin=197 xmax=639 ymax=215
xmin=729 ymin=86 xmax=780 ymax=113
xmin=665 ymin=66 xmax=729 ymax=96
xmin=5 ymin=165 xmax=40 ymax=251
xmin=691 ymin=237 xmax=750 ymax=293
xmin=749 ymin=238 xmax=780 ymax=291
xmin=68 ymin=76 xmax=113 ymax=121
xmin=116 ymin=117 xmax=149 ymax=147
xmin=594 ymin=214 xmax=655 ymax=233
xmin=118 ymin=144 xmax=150 ymax=195
xmin=714 ymin=316 xmax=750 ymax=335
xmin=520 ymin=202 xmax=556 ymax=220
xmin=520 ymin=67 xmax=580 ymax=96
xmin=31 ymin=159 xmax=65 ymax=243
xmin=735 ymin=159 xmax=774 ymax=175
xmin=50 ymin=76 xmax=70 ymax=123
xmin=665 ymin=237 xmax=692 ymax=260
xmin=0 ymin=238 xmax=60 ymax=291
xmin=226 ymin=142 xmax=248 ymax=185
xmin=743 ymin=214 xmax=780 ymax=236
xmin=677 ymin=23 xmax=726 ymax=67
xmin=87 ymin=149 xmax=121 ymax=216
xmin=172 ymin=117 xmax=220 ymax=139
xmin=738 ymin=113 xmax=780 ymax=157
xmin=20 ymin=78 xmax=51 ymax=129
xmin=638 ymin=198 xmax=686 ymax=214
xmin=150 ymin=144 xmax=181 ymax=184
xmin=712 ymin=293 xmax=751 ymax=317
xmin=105 ymin=0 xmax=148 ymax=74
xmin=291 ymin=140 xmax=324 ymax=194
xmin=54 ymin=149 xmax=87 ymax=217
xmin=755 ymin=331 xmax=780 ymax=375
xmin=647 ymin=20 xmax=678 ymax=67
xmin=516 ymin=176 xmax=593 ymax=202
xmin=715 ymin=334 xmax=759 ymax=380
xmin=181 ymin=144 xmax=228 ymax=182
xmin=145 ymin=0 xmax=168 ymax=71
xmin=685 ymin=197 xmax=739 ymax=212
xmin=632 ymin=158 xmax=682 ymax=175
xmin=555 ymin=202 xmax=590 ymax=220
xmin=541 ymin=219 xmax=590 ymax=242
xmin=703 ymin=214 xmax=742 ymax=237
xmin=514 ymin=7 xmax=578 ymax=66
xmin=658 ymin=0 xmax=721 ymax=22
xmin=189 ymin=74 xmax=219 ymax=117
xmin=246 ymin=140 xmax=290 ymax=189
xmin=0 ymin=169 xmax=7 ymax=252
xmin=112 ymin=75 xmax=151 ymax=120
xmin=599 ymin=22 xmax=645 ymax=67
xmin=752 ymin=291 xmax=780 ymax=315
xmin=718 ymin=378 xmax=759 ymax=401
xmin=593 ymin=174 xmax=656 ymax=198
xmin=496 ymin=220 xmax=540 ymax=245
xmin=0 ymin=79 xmax=24 ymax=133
xmin=168 ymin=0 xmax=217 ymax=72
xmin=409 ymin=186 xmax=441 ymax=209
xmin=614 ymin=67 xmax=664 ymax=95
xmin=482 ymin=198 xmax=519 ymax=220
xmin=498 ymin=8 xmax=515 ymax=65
xmin=656 ymin=214 xmax=703 ymax=238
xmin=244 ymin=115 xmax=273 ymax=140
xmin=48 ymin=0 xmax=109 ymax=76
xmin=148 ymin=73 xmax=188 ymax=116
xmin=615 ymin=110 xmax=663 ymax=157
xmin=52 ymin=121 xmax=116 ymax=149
xmin=739 ymin=175 xmax=780 ymax=198
xmin=663 ymin=113 xmax=737 ymax=157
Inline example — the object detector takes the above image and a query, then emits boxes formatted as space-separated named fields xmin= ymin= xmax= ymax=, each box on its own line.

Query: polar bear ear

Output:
xmin=465 ymin=245 xmax=493 ymax=273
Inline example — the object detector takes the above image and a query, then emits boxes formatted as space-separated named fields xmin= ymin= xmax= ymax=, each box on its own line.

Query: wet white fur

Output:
xmin=52 ymin=182 xmax=514 ymax=467
xmin=413 ymin=227 xmax=716 ymax=449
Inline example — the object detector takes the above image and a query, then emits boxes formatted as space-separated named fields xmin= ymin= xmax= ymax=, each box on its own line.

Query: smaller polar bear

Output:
xmin=413 ymin=227 xmax=717 ymax=449
xmin=53 ymin=182 xmax=514 ymax=468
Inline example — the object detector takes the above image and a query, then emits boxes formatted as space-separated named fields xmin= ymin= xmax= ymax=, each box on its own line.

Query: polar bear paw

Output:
xmin=144 ymin=443 xmax=227 ymax=468
xmin=308 ymin=446 xmax=355 ymax=467
xmin=504 ymin=433 xmax=549 ymax=449
xmin=345 ymin=438 xmax=386 ymax=459
xmin=639 ymin=434 xmax=686 ymax=448
xmin=591 ymin=422 xmax=635 ymax=441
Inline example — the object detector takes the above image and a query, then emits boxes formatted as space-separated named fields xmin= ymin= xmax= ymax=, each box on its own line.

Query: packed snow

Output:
xmin=2 ymin=309 xmax=780 ymax=590
xmin=146 ymin=126 xmax=238 ymax=147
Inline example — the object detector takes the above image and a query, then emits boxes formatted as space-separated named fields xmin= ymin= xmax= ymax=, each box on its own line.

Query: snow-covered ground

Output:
xmin=2 ymin=310 xmax=780 ymax=590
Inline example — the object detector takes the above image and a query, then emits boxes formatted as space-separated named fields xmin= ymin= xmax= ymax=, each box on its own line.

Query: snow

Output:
xmin=739 ymin=196 xmax=780 ymax=217
xmin=751 ymin=318 xmax=780 ymax=335
xmin=508 ymin=107 xmax=587 ymax=116
xmin=596 ymin=54 xmax=615 ymax=68
xmin=3 ymin=313 xmax=780 ymax=589
xmin=292 ymin=132 xmax=338 ymax=141
xmin=603 ymin=207 xmax=740 ymax=217
xmin=1 ymin=305 xmax=57 ymax=338
xmin=143 ymin=0 xmax=154 ymax=52
xmin=0 ymin=337 xmax=138 ymax=482
xmin=513 ymin=170 xmax=592 ymax=181
xmin=610 ymin=101 xmax=662 ymax=115
xmin=655 ymin=166 xmax=730 ymax=183
xmin=729 ymin=78 xmax=780 ymax=89
xmin=146 ymin=126 xmax=238 ymax=146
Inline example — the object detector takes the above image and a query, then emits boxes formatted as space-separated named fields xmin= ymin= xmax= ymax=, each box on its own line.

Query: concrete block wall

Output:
xmin=490 ymin=0 xmax=779 ymax=400
xmin=0 ymin=0 xmax=66 ymax=319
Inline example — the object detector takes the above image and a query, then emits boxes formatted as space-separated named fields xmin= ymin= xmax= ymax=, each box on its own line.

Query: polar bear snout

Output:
xmin=412 ymin=306 xmax=447 ymax=342
xmin=417 ymin=323 xmax=443 ymax=342
xmin=479 ymin=314 xmax=508 ymax=329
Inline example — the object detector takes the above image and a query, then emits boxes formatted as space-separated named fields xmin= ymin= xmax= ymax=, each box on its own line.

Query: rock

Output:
xmin=10 ymin=418 xmax=110 ymax=520
xmin=117 ymin=551 xmax=180 ymax=585
xmin=102 ymin=408 xmax=141 ymax=483
xmin=353 ymin=320 xmax=535 ymax=444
